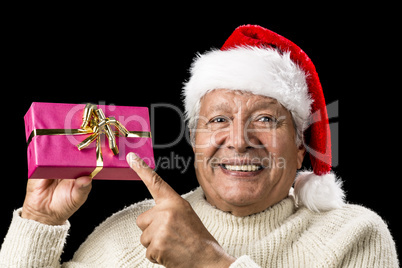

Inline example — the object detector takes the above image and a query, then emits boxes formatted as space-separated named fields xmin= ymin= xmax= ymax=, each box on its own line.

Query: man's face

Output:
xmin=192 ymin=89 xmax=305 ymax=216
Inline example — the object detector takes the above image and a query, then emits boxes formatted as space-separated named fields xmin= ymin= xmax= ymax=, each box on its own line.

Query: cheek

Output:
xmin=258 ymin=132 xmax=298 ymax=169
xmin=194 ymin=131 xmax=216 ymax=156
xmin=193 ymin=134 xmax=217 ymax=176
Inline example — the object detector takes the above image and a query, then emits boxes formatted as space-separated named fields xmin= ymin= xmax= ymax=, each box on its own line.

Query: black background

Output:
xmin=1 ymin=5 xmax=400 ymax=263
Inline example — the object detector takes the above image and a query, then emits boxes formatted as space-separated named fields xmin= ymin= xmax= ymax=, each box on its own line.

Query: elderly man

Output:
xmin=0 ymin=25 xmax=398 ymax=267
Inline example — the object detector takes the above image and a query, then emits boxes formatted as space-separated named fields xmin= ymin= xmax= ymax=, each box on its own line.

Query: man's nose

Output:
xmin=227 ymin=119 xmax=255 ymax=153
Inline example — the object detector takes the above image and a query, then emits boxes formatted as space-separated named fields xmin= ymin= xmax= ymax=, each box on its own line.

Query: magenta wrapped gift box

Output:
xmin=24 ymin=102 xmax=155 ymax=180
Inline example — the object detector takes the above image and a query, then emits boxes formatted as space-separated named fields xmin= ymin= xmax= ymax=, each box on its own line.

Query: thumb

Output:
xmin=72 ymin=176 xmax=92 ymax=205
xmin=126 ymin=152 xmax=179 ymax=203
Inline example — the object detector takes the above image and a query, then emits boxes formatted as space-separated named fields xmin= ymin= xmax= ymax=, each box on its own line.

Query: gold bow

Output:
xmin=77 ymin=103 xmax=131 ymax=155
xmin=27 ymin=103 xmax=151 ymax=178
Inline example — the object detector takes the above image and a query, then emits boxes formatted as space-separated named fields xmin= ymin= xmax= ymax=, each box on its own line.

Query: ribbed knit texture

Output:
xmin=0 ymin=210 xmax=69 ymax=267
xmin=0 ymin=187 xmax=398 ymax=267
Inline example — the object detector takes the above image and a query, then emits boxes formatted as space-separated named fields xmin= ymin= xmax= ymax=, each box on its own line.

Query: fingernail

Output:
xmin=77 ymin=176 xmax=92 ymax=188
xmin=126 ymin=152 xmax=139 ymax=165
xmin=82 ymin=177 xmax=92 ymax=188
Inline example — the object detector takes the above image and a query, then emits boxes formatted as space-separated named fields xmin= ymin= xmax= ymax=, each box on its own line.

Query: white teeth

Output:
xmin=223 ymin=164 xmax=261 ymax=171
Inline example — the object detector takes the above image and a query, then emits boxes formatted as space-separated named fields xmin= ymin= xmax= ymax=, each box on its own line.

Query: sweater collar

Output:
xmin=185 ymin=187 xmax=296 ymax=236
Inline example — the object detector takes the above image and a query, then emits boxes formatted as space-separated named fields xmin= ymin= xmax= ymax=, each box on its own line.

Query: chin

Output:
xmin=198 ymin=167 xmax=276 ymax=209
xmin=215 ymin=180 xmax=268 ymax=207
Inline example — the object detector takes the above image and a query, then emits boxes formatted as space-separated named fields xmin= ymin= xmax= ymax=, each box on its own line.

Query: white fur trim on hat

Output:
xmin=183 ymin=46 xmax=313 ymax=125
xmin=293 ymin=171 xmax=345 ymax=212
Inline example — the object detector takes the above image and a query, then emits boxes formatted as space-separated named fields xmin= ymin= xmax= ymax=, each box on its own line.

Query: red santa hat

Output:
xmin=183 ymin=25 xmax=345 ymax=212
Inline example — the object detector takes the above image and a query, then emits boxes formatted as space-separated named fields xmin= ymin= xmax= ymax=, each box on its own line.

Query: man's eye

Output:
xmin=257 ymin=116 xmax=274 ymax=123
xmin=211 ymin=117 xmax=227 ymax=123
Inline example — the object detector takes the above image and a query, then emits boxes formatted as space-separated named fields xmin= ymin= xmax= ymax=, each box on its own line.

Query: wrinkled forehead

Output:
xmin=199 ymin=89 xmax=286 ymax=115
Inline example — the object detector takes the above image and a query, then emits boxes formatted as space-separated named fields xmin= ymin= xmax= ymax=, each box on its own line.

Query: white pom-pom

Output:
xmin=293 ymin=171 xmax=345 ymax=212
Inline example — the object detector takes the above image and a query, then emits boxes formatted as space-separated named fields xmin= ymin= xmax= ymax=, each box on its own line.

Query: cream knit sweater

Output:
xmin=0 ymin=187 xmax=398 ymax=267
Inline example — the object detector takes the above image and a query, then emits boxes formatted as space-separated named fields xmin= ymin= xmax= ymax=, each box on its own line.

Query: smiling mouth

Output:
xmin=219 ymin=164 xmax=264 ymax=172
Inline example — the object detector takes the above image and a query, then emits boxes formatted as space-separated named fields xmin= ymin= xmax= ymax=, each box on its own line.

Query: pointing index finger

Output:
xmin=126 ymin=152 xmax=179 ymax=203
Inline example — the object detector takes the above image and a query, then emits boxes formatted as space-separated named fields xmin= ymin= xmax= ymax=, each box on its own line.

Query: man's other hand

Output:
xmin=127 ymin=152 xmax=236 ymax=268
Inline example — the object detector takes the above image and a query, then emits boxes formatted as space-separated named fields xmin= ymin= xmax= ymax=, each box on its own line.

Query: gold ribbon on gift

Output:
xmin=27 ymin=103 xmax=151 ymax=178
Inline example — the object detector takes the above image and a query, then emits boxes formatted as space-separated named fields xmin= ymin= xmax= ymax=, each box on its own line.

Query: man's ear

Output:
xmin=297 ymin=144 xmax=306 ymax=170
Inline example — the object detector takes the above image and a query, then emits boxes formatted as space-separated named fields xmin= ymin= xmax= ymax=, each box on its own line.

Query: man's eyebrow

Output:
xmin=250 ymin=99 xmax=280 ymax=111
xmin=209 ymin=103 xmax=233 ymax=113
xmin=207 ymin=98 xmax=280 ymax=115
